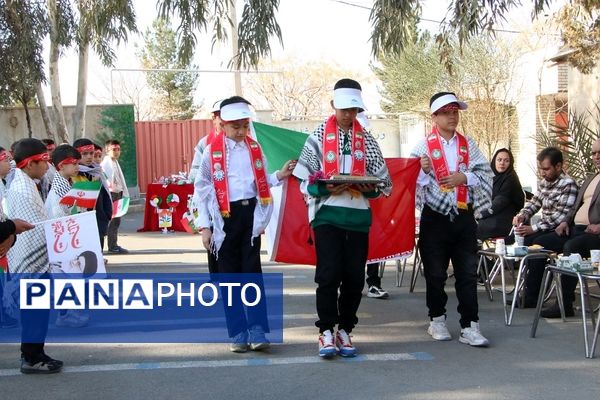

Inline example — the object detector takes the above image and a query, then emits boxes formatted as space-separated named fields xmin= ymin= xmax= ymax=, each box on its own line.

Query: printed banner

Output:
xmin=43 ymin=211 xmax=106 ymax=275
xmin=3 ymin=273 xmax=283 ymax=344
xmin=158 ymin=209 xmax=173 ymax=228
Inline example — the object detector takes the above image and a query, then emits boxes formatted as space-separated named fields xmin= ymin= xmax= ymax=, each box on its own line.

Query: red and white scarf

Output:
xmin=322 ymin=115 xmax=366 ymax=177
xmin=426 ymin=127 xmax=470 ymax=209
xmin=210 ymin=133 xmax=271 ymax=217
xmin=205 ymin=127 xmax=219 ymax=146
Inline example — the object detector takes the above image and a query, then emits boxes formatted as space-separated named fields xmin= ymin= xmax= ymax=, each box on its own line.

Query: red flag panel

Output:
xmin=272 ymin=158 xmax=420 ymax=265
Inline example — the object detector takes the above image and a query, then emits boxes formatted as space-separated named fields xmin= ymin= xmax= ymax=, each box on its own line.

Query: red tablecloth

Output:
xmin=138 ymin=183 xmax=194 ymax=232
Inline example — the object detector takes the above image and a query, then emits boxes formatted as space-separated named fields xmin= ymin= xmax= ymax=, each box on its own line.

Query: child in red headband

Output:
xmin=5 ymin=138 xmax=63 ymax=374
xmin=44 ymin=144 xmax=90 ymax=328
xmin=100 ymin=139 xmax=129 ymax=254
xmin=72 ymin=138 xmax=113 ymax=252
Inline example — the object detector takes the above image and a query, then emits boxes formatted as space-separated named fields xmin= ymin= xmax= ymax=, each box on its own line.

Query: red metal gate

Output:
xmin=135 ymin=119 xmax=212 ymax=193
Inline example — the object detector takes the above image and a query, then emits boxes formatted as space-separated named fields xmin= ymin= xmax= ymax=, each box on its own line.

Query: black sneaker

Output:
xmin=541 ymin=301 xmax=574 ymax=318
xmin=108 ymin=246 xmax=129 ymax=254
xmin=20 ymin=355 xmax=63 ymax=374
xmin=506 ymin=297 xmax=536 ymax=308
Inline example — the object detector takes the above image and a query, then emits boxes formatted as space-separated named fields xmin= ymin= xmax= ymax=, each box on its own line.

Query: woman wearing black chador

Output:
xmin=477 ymin=148 xmax=524 ymax=242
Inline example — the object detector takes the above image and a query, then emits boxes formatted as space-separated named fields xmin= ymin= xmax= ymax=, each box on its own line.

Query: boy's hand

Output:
xmin=0 ymin=235 xmax=15 ymax=257
xmin=13 ymin=219 xmax=35 ymax=234
xmin=201 ymin=229 xmax=212 ymax=251
xmin=439 ymin=173 xmax=466 ymax=188
xmin=276 ymin=159 xmax=298 ymax=180
xmin=420 ymin=155 xmax=432 ymax=174
xmin=326 ymin=183 xmax=350 ymax=195
xmin=355 ymin=184 xmax=377 ymax=192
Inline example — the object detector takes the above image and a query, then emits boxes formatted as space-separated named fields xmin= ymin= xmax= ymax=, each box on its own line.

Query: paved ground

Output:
xmin=1 ymin=211 xmax=599 ymax=399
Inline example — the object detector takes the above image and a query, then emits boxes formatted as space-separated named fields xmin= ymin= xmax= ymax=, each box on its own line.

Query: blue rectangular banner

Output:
xmin=0 ymin=273 xmax=283 ymax=343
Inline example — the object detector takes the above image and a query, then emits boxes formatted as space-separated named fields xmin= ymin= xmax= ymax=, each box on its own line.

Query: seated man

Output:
xmin=532 ymin=138 xmax=600 ymax=317
xmin=512 ymin=147 xmax=578 ymax=307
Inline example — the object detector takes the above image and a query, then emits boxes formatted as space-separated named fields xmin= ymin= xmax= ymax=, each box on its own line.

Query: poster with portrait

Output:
xmin=43 ymin=211 xmax=106 ymax=275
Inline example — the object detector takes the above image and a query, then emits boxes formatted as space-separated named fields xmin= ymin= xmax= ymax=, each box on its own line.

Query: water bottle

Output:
xmin=495 ymin=238 xmax=505 ymax=255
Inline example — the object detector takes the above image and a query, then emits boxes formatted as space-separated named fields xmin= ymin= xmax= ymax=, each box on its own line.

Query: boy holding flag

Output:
xmin=72 ymin=139 xmax=112 ymax=251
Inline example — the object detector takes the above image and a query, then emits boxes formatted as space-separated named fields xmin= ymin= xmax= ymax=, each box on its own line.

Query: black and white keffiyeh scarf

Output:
xmin=410 ymin=135 xmax=493 ymax=219
xmin=6 ymin=169 xmax=49 ymax=274
xmin=78 ymin=163 xmax=110 ymax=193
xmin=45 ymin=173 xmax=72 ymax=218
xmin=293 ymin=119 xmax=392 ymax=220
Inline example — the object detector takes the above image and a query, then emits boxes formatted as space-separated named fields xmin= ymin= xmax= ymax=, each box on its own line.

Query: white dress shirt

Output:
xmin=196 ymin=137 xmax=281 ymax=228
xmin=417 ymin=133 xmax=480 ymax=187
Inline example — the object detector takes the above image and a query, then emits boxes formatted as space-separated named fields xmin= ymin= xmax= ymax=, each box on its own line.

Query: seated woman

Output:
xmin=477 ymin=148 xmax=524 ymax=242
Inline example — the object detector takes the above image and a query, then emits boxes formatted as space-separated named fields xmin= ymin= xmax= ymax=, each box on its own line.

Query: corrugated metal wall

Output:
xmin=135 ymin=119 xmax=212 ymax=193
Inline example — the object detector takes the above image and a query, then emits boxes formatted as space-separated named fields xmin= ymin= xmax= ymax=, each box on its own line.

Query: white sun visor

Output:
xmin=211 ymin=100 xmax=223 ymax=113
xmin=430 ymin=94 xmax=468 ymax=114
xmin=333 ymin=88 xmax=366 ymax=111
xmin=220 ymin=102 xmax=252 ymax=121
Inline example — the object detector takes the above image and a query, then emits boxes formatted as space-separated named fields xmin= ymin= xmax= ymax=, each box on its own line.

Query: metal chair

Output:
xmin=396 ymin=235 xmax=422 ymax=292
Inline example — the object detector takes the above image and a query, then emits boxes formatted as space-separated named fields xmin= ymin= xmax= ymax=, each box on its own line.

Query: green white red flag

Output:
xmin=253 ymin=122 xmax=420 ymax=265
xmin=112 ymin=197 xmax=130 ymax=218
xmin=59 ymin=181 xmax=101 ymax=209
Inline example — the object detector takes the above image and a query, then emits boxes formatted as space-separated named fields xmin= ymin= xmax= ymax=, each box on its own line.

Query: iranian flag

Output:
xmin=59 ymin=180 xmax=101 ymax=209
xmin=253 ymin=122 xmax=420 ymax=265
xmin=112 ymin=197 xmax=130 ymax=218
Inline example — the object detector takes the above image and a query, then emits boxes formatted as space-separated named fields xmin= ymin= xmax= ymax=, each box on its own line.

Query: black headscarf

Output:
xmin=491 ymin=148 xmax=514 ymax=175
xmin=490 ymin=148 xmax=524 ymax=213
xmin=490 ymin=148 xmax=515 ymax=193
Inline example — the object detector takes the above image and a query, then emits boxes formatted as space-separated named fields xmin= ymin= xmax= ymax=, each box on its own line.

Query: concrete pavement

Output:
xmin=1 ymin=211 xmax=599 ymax=399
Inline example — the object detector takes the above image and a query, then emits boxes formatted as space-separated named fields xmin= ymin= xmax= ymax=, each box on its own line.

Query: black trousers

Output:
xmin=207 ymin=241 xmax=218 ymax=274
xmin=0 ymin=270 xmax=10 ymax=323
xmin=366 ymin=262 xmax=382 ymax=287
xmin=217 ymin=198 xmax=268 ymax=337
xmin=107 ymin=191 xmax=123 ymax=249
xmin=525 ymin=226 xmax=600 ymax=304
xmin=20 ymin=272 xmax=51 ymax=362
xmin=314 ymin=224 xmax=368 ymax=333
xmin=419 ymin=206 xmax=479 ymax=328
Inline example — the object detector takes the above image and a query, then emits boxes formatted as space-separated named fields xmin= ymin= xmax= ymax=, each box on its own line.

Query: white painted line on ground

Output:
xmin=0 ymin=352 xmax=433 ymax=377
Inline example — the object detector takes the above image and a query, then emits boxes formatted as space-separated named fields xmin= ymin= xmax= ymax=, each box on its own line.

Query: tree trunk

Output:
xmin=22 ymin=100 xmax=33 ymax=138
xmin=48 ymin=0 xmax=69 ymax=143
xmin=73 ymin=42 xmax=89 ymax=139
xmin=36 ymin=83 xmax=55 ymax=140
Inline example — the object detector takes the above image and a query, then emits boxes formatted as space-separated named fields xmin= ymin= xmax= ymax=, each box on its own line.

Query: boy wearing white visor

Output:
xmin=410 ymin=92 xmax=492 ymax=347
xmin=294 ymin=79 xmax=392 ymax=358
xmin=195 ymin=96 xmax=296 ymax=353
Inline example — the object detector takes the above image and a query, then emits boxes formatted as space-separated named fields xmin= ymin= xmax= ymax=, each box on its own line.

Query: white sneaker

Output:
xmin=55 ymin=310 xmax=88 ymax=328
xmin=335 ymin=329 xmax=357 ymax=357
xmin=427 ymin=316 xmax=452 ymax=341
xmin=367 ymin=285 xmax=389 ymax=299
xmin=318 ymin=330 xmax=337 ymax=358
xmin=459 ymin=322 xmax=489 ymax=347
